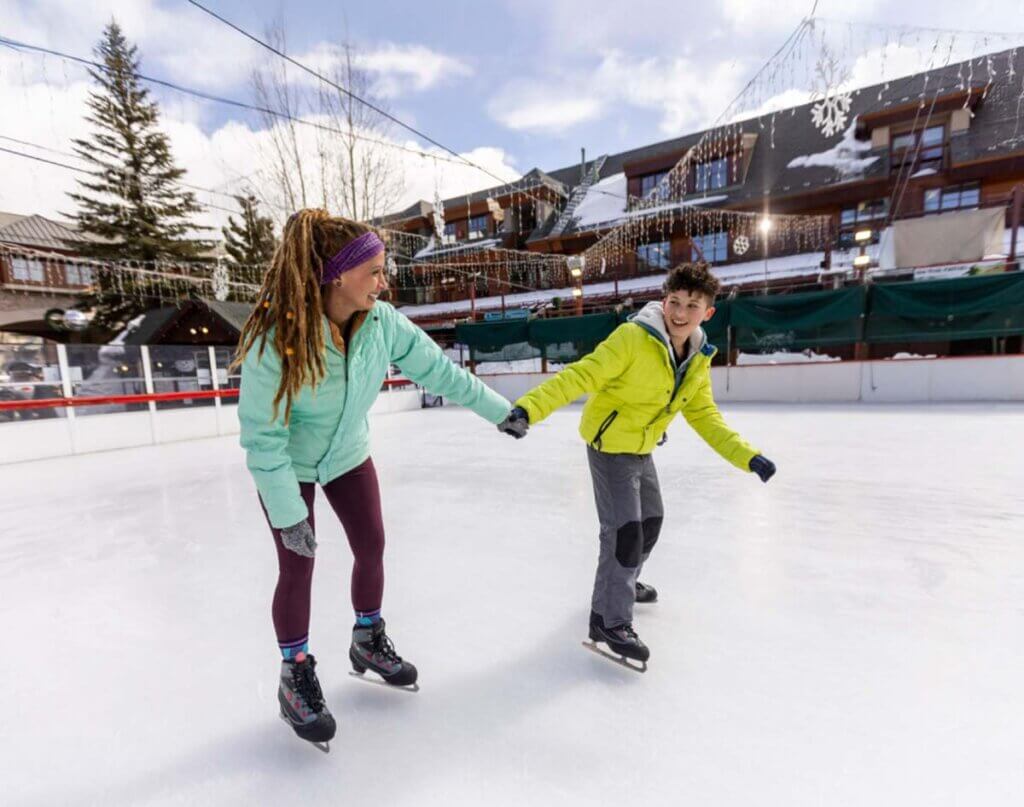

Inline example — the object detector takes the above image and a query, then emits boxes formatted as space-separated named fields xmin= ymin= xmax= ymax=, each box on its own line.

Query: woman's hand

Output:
xmin=280 ymin=519 xmax=317 ymax=558
xmin=497 ymin=406 xmax=530 ymax=439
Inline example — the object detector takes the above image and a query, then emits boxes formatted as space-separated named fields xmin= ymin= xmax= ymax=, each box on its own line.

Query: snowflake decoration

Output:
xmin=733 ymin=235 xmax=750 ymax=256
xmin=212 ymin=264 xmax=229 ymax=301
xmin=386 ymin=254 xmax=398 ymax=278
xmin=811 ymin=92 xmax=852 ymax=138
xmin=809 ymin=51 xmax=852 ymax=138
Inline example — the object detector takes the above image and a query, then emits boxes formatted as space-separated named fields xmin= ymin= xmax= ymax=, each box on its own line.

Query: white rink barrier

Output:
xmin=0 ymin=388 xmax=423 ymax=465
xmin=475 ymin=355 xmax=1024 ymax=404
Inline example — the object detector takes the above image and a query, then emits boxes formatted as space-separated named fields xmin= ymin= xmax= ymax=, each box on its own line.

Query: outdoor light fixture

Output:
xmin=570 ymin=267 xmax=582 ymax=278
xmin=853 ymin=254 xmax=872 ymax=268
xmin=759 ymin=217 xmax=773 ymax=233
xmin=189 ymin=328 xmax=198 ymax=335
xmin=854 ymin=229 xmax=873 ymax=243
xmin=201 ymin=326 xmax=210 ymax=334
xmin=572 ymin=287 xmax=583 ymax=298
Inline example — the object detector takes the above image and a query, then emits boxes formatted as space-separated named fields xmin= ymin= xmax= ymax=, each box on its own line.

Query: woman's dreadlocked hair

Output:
xmin=233 ymin=208 xmax=377 ymax=424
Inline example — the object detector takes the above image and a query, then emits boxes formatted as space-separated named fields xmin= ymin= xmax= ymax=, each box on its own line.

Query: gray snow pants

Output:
xmin=587 ymin=446 xmax=664 ymax=628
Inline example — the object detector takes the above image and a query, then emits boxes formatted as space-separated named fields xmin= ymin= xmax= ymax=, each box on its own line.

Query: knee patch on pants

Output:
xmin=642 ymin=516 xmax=663 ymax=555
xmin=614 ymin=521 xmax=643 ymax=568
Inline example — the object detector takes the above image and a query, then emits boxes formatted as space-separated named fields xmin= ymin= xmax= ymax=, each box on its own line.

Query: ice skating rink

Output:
xmin=3 ymin=403 xmax=1022 ymax=806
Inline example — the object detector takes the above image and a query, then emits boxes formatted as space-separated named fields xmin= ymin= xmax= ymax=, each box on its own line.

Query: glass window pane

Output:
xmin=924 ymin=188 xmax=941 ymax=212
xmin=940 ymin=188 xmax=960 ymax=209
xmin=922 ymin=126 xmax=944 ymax=146
xmin=840 ymin=208 xmax=856 ymax=225
xmin=892 ymin=133 xmax=914 ymax=150
xmin=150 ymin=345 xmax=216 ymax=410
xmin=960 ymin=184 xmax=980 ymax=207
xmin=65 ymin=344 xmax=147 ymax=416
xmin=0 ymin=341 xmax=65 ymax=422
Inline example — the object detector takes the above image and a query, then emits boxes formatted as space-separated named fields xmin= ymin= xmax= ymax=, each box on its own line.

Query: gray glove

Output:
xmin=497 ymin=406 xmax=529 ymax=439
xmin=280 ymin=519 xmax=317 ymax=558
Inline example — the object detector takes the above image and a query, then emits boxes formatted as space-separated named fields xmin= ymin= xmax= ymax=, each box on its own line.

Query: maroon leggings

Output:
xmin=260 ymin=458 xmax=386 ymax=647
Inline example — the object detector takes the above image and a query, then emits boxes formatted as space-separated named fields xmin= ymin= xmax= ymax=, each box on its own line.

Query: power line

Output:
xmin=180 ymin=2 xmax=630 ymax=205
xmin=0 ymin=34 xmax=472 ymax=168
xmin=0 ymin=143 xmax=243 ymax=218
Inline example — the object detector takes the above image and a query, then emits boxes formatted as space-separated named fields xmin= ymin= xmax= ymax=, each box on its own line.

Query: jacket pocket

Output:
xmin=590 ymin=409 xmax=619 ymax=450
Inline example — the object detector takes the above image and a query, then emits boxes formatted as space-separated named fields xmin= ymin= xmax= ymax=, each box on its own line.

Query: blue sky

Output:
xmin=2 ymin=0 xmax=1024 ymax=229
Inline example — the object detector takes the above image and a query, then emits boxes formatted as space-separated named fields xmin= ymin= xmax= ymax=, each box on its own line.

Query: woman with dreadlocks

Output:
xmin=236 ymin=209 xmax=525 ymax=750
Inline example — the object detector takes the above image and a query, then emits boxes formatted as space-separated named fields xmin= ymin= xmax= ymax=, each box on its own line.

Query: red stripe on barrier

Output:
xmin=0 ymin=378 xmax=414 ymax=412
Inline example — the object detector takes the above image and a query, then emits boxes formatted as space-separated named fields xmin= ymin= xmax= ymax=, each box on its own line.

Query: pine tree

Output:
xmin=65 ymin=21 xmax=212 ymax=333
xmin=222 ymin=194 xmax=277 ymax=270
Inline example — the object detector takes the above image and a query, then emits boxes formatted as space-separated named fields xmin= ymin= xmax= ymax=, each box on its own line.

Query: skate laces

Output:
xmin=618 ymin=624 xmax=639 ymax=641
xmin=291 ymin=658 xmax=326 ymax=713
xmin=373 ymin=631 xmax=403 ymax=664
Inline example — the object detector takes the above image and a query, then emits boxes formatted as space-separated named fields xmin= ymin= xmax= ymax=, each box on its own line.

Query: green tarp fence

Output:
xmin=453 ymin=273 xmax=1024 ymax=364
xmin=730 ymin=286 xmax=867 ymax=351
xmin=864 ymin=272 xmax=1024 ymax=343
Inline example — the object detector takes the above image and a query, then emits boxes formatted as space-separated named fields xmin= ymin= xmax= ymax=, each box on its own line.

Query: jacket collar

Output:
xmin=324 ymin=310 xmax=370 ymax=356
xmin=631 ymin=301 xmax=712 ymax=364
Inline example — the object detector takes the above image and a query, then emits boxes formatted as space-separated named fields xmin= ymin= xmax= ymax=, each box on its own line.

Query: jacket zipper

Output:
xmin=591 ymin=409 xmax=619 ymax=450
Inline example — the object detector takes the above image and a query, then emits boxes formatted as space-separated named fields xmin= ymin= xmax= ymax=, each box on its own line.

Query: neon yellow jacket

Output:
xmin=516 ymin=302 xmax=758 ymax=470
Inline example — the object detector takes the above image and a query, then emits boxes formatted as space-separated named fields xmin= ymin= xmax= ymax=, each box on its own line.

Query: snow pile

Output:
xmin=736 ymin=350 xmax=841 ymax=365
xmin=787 ymin=120 xmax=878 ymax=179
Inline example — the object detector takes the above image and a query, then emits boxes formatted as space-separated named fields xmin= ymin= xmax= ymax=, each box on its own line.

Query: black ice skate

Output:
xmin=349 ymin=619 xmax=419 ymax=692
xmin=278 ymin=654 xmax=336 ymax=753
xmin=635 ymin=581 xmax=658 ymax=604
xmin=583 ymin=612 xmax=649 ymax=672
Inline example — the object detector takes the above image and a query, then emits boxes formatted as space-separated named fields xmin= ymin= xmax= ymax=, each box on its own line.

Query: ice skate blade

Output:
xmin=348 ymin=670 xmax=420 ymax=693
xmin=581 ymin=640 xmax=648 ymax=673
xmin=278 ymin=712 xmax=332 ymax=752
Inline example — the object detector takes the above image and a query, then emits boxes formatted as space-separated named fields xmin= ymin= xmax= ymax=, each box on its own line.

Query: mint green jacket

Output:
xmin=239 ymin=301 xmax=511 ymax=528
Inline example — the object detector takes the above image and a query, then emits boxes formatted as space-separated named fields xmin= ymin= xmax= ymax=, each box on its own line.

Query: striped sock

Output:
xmin=355 ymin=608 xmax=381 ymax=627
xmin=280 ymin=636 xmax=309 ymax=660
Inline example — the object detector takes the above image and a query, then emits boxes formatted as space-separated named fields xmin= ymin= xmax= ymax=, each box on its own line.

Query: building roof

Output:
xmin=0 ymin=213 xmax=96 ymax=250
xmin=382 ymin=48 xmax=1024 ymax=243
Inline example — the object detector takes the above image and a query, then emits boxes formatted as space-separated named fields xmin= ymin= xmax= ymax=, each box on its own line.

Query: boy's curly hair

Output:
xmin=663 ymin=262 xmax=720 ymax=304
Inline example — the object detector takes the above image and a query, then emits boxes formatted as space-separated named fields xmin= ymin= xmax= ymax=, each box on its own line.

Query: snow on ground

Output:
xmin=3 ymin=403 xmax=1024 ymax=805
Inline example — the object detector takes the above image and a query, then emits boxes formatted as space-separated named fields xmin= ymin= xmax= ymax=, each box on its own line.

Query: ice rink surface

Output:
xmin=2 ymin=402 xmax=1023 ymax=805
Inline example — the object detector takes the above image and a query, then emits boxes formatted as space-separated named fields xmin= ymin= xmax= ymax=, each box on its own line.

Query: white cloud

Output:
xmin=0 ymin=42 xmax=517 ymax=237
xmin=487 ymin=81 xmax=605 ymax=133
xmin=490 ymin=50 xmax=745 ymax=136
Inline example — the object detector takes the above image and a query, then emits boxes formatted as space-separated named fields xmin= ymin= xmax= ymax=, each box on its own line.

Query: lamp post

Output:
xmin=759 ymin=216 xmax=772 ymax=293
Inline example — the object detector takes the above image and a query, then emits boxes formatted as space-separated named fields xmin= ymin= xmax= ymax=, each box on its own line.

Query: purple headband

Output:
xmin=321 ymin=231 xmax=385 ymax=285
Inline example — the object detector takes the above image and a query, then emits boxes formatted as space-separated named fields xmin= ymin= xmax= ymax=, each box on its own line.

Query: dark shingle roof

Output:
xmin=0 ymin=214 xmax=91 ymax=250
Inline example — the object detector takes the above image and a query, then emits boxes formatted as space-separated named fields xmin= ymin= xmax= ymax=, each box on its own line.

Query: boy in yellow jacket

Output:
xmin=498 ymin=263 xmax=775 ymax=668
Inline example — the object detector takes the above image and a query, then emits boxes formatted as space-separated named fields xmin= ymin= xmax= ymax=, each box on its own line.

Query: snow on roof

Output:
xmin=570 ymin=171 xmax=729 ymax=233
xmin=786 ymin=120 xmax=879 ymax=179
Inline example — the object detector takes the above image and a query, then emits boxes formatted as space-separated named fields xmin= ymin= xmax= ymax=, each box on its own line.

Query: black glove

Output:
xmin=749 ymin=455 xmax=776 ymax=483
xmin=497 ymin=406 xmax=530 ymax=439
xmin=280 ymin=519 xmax=317 ymax=558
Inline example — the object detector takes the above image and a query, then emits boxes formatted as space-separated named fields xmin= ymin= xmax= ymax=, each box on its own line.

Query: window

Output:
xmin=468 ymin=214 xmax=489 ymax=235
xmin=10 ymin=257 xmax=44 ymax=282
xmin=443 ymin=221 xmax=458 ymax=237
xmin=65 ymin=264 xmax=94 ymax=286
xmin=691 ymin=231 xmax=728 ymax=263
xmin=636 ymin=241 xmax=671 ymax=271
xmin=695 ymin=157 xmax=729 ymax=192
xmin=640 ymin=171 xmax=669 ymax=199
xmin=890 ymin=124 xmax=945 ymax=174
xmin=925 ymin=182 xmax=980 ymax=213
xmin=838 ymin=199 xmax=889 ymax=247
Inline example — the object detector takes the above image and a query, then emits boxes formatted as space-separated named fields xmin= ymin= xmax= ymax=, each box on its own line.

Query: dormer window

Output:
xmin=639 ymin=171 xmax=669 ymax=199
xmin=695 ymin=157 xmax=729 ymax=192
xmin=890 ymin=124 xmax=945 ymax=174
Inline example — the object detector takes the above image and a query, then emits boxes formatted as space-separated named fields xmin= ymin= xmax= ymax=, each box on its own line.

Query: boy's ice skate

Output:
xmin=278 ymin=654 xmax=336 ymax=753
xmin=349 ymin=619 xmax=420 ymax=692
xmin=635 ymin=581 xmax=658 ymax=603
xmin=583 ymin=613 xmax=649 ymax=672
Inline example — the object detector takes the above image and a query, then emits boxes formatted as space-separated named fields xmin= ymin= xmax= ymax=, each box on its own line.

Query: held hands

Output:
xmin=280 ymin=519 xmax=317 ymax=558
xmin=497 ymin=406 xmax=530 ymax=439
xmin=748 ymin=455 xmax=776 ymax=483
